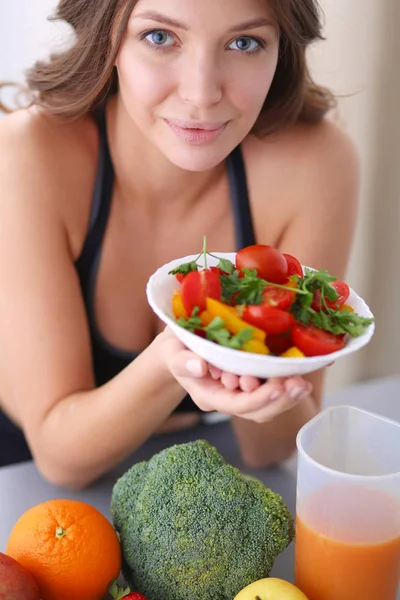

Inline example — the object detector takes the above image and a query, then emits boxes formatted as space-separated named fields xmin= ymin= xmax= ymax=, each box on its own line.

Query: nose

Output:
xmin=178 ymin=49 xmax=223 ymax=109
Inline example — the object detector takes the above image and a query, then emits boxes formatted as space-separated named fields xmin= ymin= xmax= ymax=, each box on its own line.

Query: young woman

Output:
xmin=0 ymin=0 xmax=358 ymax=489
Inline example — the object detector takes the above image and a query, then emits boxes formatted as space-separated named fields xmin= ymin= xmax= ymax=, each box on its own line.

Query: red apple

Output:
xmin=0 ymin=552 xmax=40 ymax=600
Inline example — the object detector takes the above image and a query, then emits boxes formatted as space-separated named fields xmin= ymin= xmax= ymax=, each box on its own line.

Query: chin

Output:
xmin=160 ymin=142 xmax=236 ymax=172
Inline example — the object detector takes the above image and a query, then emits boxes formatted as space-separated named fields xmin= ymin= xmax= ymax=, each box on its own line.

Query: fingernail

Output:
xmin=186 ymin=358 xmax=203 ymax=376
xmin=270 ymin=391 xmax=282 ymax=401
xmin=289 ymin=386 xmax=307 ymax=399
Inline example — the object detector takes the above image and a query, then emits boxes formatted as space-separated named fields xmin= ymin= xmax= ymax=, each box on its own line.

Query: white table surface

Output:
xmin=1 ymin=375 xmax=399 ymax=598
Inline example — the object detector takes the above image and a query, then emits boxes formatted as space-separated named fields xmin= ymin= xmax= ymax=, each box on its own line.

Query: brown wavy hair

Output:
xmin=1 ymin=0 xmax=335 ymax=135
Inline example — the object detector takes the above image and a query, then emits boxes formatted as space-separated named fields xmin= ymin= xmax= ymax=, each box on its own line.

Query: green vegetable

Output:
xmin=176 ymin=307 xmax=254 ymax=349
xmin=290 ymin=269 xmax=374 ymax=337
xmin=110 ymin=440 xmax=294 ymax=600
xmin=220 ymin=268 xmax=267 ymax=305
xmin=168 ymin=235 xmax=235 ymax=277
xmin=220 ymin=267 xmax=374 ymax=338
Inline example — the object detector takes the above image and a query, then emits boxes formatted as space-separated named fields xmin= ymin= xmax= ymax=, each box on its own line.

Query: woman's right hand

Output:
xmin=159 ymin=328 xmax=312 ymax=424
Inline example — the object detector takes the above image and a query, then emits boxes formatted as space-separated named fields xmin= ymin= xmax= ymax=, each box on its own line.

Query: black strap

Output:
xmin=75 ymin=112 xmax=114 ymax=295
xmin=226 ymin=145 xmax=256 ymax=249
xmin=76 ymin=123 xmax=256 ymax=292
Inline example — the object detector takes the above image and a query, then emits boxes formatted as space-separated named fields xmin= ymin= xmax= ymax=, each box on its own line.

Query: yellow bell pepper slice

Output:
xmin=201 ymin=311 xmax=269 ymax=354
xmin=172 ymin=290 xmax=187 ymax=319
xmin=205 ymin=297 xmax=266 ymax=343
xmin=243 ymin=339 xmax=270 ymax=355
xmin=280 ymin=346 xmax=305 ymax=358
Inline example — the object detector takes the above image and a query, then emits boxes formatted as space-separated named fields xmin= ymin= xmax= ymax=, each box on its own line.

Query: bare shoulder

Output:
xmin=0 ymin=108 xmax=98 ymax=256
xmin=242 ymin=119 xmax=359 ymax=273
xmin=0 ymin=106 xmax=97 ymax=171
xmin=244 ymin=118 xmax=359 ymax=203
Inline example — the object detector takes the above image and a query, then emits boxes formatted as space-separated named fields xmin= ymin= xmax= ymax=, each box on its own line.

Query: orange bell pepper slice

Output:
xmin=340 ymin=303 xmax=354 ymax=313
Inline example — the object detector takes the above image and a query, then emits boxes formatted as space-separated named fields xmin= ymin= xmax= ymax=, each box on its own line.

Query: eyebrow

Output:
xmin=132 ymin=11 xmax=275 ymax=32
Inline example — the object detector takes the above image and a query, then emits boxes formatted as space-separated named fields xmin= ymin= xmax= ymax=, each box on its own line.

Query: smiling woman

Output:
xmin=0 ymin=0 xmax=358 ymax=489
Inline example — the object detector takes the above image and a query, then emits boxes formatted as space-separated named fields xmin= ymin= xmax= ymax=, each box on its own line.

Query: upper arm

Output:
xmin=0 ymin=113 xmax=94 ymax=447
xmin=278 ymin=120 xmax=359 ymax=278
xmin=257 ymin=120 xmax=360 ymax=403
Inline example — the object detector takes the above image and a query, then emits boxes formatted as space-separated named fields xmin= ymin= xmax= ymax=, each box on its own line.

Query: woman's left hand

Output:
xmin=161 ymin=328 xmax=313 ymax=423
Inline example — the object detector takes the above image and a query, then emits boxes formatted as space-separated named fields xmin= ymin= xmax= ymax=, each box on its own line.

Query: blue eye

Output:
xmin=144 ymin=30 xmax=175 ymax=47
xmin=229 ymin=36 xmax=262 ymax=53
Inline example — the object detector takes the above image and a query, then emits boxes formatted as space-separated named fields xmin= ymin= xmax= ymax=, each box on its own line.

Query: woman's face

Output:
xmin=116 ymin=0 xmax=279 ymax=171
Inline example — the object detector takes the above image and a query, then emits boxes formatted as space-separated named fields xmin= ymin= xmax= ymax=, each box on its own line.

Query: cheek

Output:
xmin=228 ymin=58 xmax=278 ymax=118
xmin=235 ymin=71 xmax=273 ymax=116
xmin=116 ymin=49 xmax=173 ymax=115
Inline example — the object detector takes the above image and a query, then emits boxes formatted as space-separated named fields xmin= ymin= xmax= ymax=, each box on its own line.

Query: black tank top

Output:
xmin=74 ymin=111 xmax=256 ymax=411
xmin=0 ymin=110 xmax=258 ymax=465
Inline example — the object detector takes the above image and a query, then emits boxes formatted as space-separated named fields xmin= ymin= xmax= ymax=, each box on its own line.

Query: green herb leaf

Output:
xmin=175 ymin=307 xmax=202 ymax=332
xmin=169 ymin=261 xmax=199 ymax=276
xmin=204 ymin=317 xmax=254 ymax=349
xmin=216 ymin=258 xmax=235 ymax=275
xmin=220 ymin=269 xmax=267 ymax=305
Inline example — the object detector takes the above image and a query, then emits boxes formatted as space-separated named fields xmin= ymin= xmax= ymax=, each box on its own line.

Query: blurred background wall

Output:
xmin=1 ymin=0 xmax=399 ymax=393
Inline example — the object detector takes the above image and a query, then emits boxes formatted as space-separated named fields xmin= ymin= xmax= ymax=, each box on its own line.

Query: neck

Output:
xmin=106 ymin=95 xmax=225 ymax=216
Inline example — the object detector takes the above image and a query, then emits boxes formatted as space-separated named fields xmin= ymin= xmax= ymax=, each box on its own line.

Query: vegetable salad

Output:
xmin=169 ymin=238 xmax=374 ymax=358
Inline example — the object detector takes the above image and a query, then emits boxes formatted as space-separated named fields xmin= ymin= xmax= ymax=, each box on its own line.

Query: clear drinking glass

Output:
xmin=295 ymin=406 xmax=400 ymax=600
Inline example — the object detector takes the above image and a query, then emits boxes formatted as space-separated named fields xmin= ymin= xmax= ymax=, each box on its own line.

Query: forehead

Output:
xmin=130 ymin=0 xmax=276 ymax=30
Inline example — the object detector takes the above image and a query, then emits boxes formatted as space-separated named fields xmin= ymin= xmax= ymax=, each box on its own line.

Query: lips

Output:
xmin=166 ymin=119 xmax=227 ymax=131
xmin=165 ymin=119 xmax=228 ymax=145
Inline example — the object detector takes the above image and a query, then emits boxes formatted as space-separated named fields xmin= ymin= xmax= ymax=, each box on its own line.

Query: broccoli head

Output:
xmin=110 ymin=440 xmax=294 ymax=600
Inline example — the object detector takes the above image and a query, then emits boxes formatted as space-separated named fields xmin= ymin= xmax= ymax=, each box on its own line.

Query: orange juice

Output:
xmin=294 ymin=485 xmax=400 ymax=600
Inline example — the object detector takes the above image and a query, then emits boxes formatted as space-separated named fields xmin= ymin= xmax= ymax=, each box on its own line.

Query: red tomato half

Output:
xmin=236 ymin=245 xmax=288 ymax=284
xmin=283 ymin=253 xmax=303 ymax=278
xmin=262 ymin=285 xmax=295 ymax=311
xmin=181 ymin=270 xmax=222 ymax=315
xmin=292 ymin=324 xmax=345 ymax=356
xmin=242 ymin=305 xmax=296 ymax=335
xmin=311 ymin=280 xmax=350 ymax=311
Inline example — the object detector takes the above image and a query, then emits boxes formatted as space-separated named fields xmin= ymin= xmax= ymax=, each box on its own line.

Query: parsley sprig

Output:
xmin=290 ymin=269 xmax=374 ymax=337
xmin=176 ymin=308 xmax=254 ymax=349
xmin=220 ymin=267 xmax=374 ymax=338
xmin=220 ymin=268 xmax=267 ymax=305
xmin=168 ymin=236 xmax=235 ymax=277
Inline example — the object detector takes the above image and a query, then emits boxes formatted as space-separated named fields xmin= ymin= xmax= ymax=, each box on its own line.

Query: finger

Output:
xmin=220 ymin=371 xmax=240 ymax=391
xmin=238 ymin=375 xmax=261 ymax=393
xmin=283 ymin=376 xmax=313 ymax=400
xmin=240 ymin=393 xmax=301 ymax=423
xmin=167 ymin=348 xmax=208 ymax=379
xmin=208 ymin=364 xmax=223 ymax=380
xmin=179 ymin=377 xmax=285 ymax=415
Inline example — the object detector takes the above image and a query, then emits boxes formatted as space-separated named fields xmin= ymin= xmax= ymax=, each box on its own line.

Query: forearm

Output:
xmin=231 ymin=394 xmax=319 ymax=469
xmin=29 ymin=337 xmax=185 ymax=489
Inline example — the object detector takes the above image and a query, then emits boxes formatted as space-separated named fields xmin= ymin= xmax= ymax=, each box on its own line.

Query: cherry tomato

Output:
xmin=181 ymin=270 xmax=222 ymax=315
xmin=209 ymin=266 xmax=230 ymax=276
xmin=283 ymin=253 xmax=303 ymax=278
xmin=175 ymin=273 xmax=185 ymax=283
xmin=262 ymin=285 xmax=295 ymax=311
xmin=242 ymin=305 xmax=296 ymax=335
xmin=266 ymin=330 xmax=294 ymax=355
xmin=292 ymin=324 xmax=345 ymax=356
xmin=236 ymin=245 xmax=288 ymax=284
xmin=311 ymin=280 xmax=350 ymax=311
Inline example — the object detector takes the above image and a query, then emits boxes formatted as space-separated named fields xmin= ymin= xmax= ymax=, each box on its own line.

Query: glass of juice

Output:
xmin=295 ymin=406 xmax=400 ymax=600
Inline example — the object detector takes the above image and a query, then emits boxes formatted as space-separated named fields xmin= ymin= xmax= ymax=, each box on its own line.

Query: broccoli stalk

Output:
xmin=111 ymin=440 xmax=294 ymax=600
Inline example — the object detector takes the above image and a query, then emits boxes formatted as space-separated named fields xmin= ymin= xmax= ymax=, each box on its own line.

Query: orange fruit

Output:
xmin=6 ymin=499 xmax=122 ymax=600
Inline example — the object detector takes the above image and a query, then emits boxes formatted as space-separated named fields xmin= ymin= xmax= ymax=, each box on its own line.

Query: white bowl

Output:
xmin=146 ymin=253 xmax=375 ymax=378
